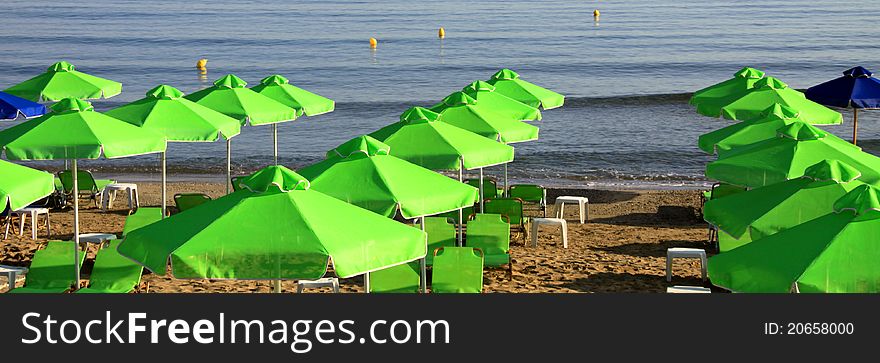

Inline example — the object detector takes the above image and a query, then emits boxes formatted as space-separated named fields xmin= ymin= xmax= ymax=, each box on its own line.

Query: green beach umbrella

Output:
xmin=4 ymin=61 xmax=122 ymax=102
xmin=299 ymin=135 xmax=478 ymax=219
xmin=429 ymin=91 xmax=539 ymax=143
xmin=0 ymin=160 xmax=55 ymax=212
xmin=704 ymin=159 xmax=865 ymax=252
xmin=117 ymin=165 xmax=426 ymax=292
xmin=0 ymin=98 xmax=166 ymax=287
xmin=455 ymin=80 xmax=541 ymax=121
xmin=106 ymin=85 xmax=242 ymax=199
xmin=698 ymin=103 xmax=802 ymax=154
xmin=708 ymin=184 xmax=880 ymax=293
xmin=699 ymin=77 xmax=843 ymax=124
xmin=184 ymin=74 xmax=298 ymax=164
xmin=705 ymin=122 xmax=880 ymax=188
xmin=250 ymin=75 xmax=335 ymax=116
xmin=689 ymin=67 xmax=765 ymax=110
xmin=486 ymin=68 xmax=564 ymax=110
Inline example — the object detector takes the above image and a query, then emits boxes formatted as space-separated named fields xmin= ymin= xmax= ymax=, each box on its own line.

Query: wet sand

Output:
xmin=1 ymin=182 xmax=712 ymax=293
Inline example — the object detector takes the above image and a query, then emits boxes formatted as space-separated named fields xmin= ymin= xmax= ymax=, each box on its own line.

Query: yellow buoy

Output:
xmin=196 ymin=58 xmax=208 ymax=70
xmin=369 ymin=37 xmax=378 ymax=48
xmin=438 ymin=27 xmax=445 ymax=39
xmin=593 ymin=9 xmax=600 ymax=18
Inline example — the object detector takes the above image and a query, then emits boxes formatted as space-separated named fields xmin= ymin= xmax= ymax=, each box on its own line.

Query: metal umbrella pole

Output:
xmin=161 ymin=152 xmax=167 ymax=219
xmin=419 ymin=217 xmax=428 ymax=293
xmin=226 ymin=139 xmax=232 ymax=194
xmin=457 ymin=160 xmax=464 ymax=246
xmin=71 ymin=159 xmax=81 ymax=287
xmin=272 ymin=124 xmax=278 ymax=165
xmin=479 ymin=167 xmax=485 ymax=212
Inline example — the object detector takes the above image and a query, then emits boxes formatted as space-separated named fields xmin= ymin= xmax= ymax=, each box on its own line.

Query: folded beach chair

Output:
xmin=483 ymin=197 xmax=528 ymax=241
xmin=122 ymin=207 xmax=164 ymax=236
xmin=431 ymin=247 xmax=484 ymax=293
xmin=57 ymin=170 xmax=115 ymax=208
xmin=466 ymin=178 xmax=500 ymax=200
xmin=422 ymin=217 xmax=457 ymax=265
xmin=75 ymin=240 xmax=143 ymax=293
xmin=366 ymin=262 xmax=421 ymax=293
xmin=508 ymin=184 xmax=547 ymax=217
xmin=8 ymin=241 xmax=84 ymax=293
xmin=174 ymin=193 xmax=212 ymax=213
xmin=231 ymin=176 xmax=245 ymax=192
xmin=466 ymin=214 xmax=512 ymax=277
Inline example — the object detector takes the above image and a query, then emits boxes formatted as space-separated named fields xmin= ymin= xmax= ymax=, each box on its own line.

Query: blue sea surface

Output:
xmin=1 ymin=0 xmax=879 ymax=188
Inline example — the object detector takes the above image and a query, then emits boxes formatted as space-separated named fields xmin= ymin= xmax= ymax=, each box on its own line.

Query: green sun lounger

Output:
xmin=423 ymin=217 xmax=457 ymax=265
xmin=466 ymin=178 xmax=499 ymax=199
xmin=76 ymin=240 xmax=143 ymax=293
xmin=508 ymin=184 xmax=546 ymax=216
xmin=367 ymin=262 xmax=421 ymax=293
xmin=466 ymin=214 xmax=512 ymax=277
xmin=174 ymin=193 xmax=212 ymax=213
xmin=9 ymin=241 xmax=84 ymax=293
xmin=436 ymin=206 xmax=475 ymax=225
xmin=431 ymin=247 xmax=484 ymax=293
xmin=122 ymin=207 xmax=164 ymax=236
xmin=483 ymin=197 xmax=528 ymax=241
xmin=57 ymin=170 xmax=115 ymax=208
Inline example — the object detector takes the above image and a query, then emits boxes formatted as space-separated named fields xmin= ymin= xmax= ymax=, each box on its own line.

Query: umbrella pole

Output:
xmin=161 ymin=152 xmax=167 ymax=219
xmin=420 ymin=218 xmax=427 ymax=293
xmin=72 ymin=159 xmax=81 ymax=288
xmin=273 ymin=124 xmax=278 ymax=165
xmin=504 ymin=163 xmax=509 ymax=197
xmin=226 ymin=139 xmax=232 ymax=195
xmin=853 ymin=109 xmax=859 ymax=145
xmin=274 ymin=280 xmax=281 ymax=293
xmin=479 ymin=168 xmax=485 ymax=212
xmin=458 ymin=160 xmax=464 ymax=247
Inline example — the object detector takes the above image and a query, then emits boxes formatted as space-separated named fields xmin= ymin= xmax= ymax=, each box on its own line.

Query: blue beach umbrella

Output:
xmin=806 ymin=66 xmax=880 ymax=145
xmin=0 ymin=91 xmax=47 ymax=121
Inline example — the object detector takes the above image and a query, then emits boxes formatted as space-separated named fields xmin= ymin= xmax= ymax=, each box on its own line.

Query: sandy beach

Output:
xmin=1 ymin=182 xmax=711 ymax=293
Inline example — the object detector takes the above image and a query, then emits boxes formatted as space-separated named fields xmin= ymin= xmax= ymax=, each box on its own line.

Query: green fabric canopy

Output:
xmin=708 ymin=184 xmax=880 ymax=293
xmin=704 ymin=159 xmax=865 ymax=252
xmin=429 ymin=91 xmax=539 ymax=143
xmin=369 ymin=107 xmax=515 ymax=171
xmin=442 ymin=80 xmax=542 ymax=121
xmin=184 ymin=74 xmax=298 ymax=126
xmin=486 ymin=69 xmax=564 ymax=110
xmin=705 ymin=122 xmax=880 ymax=188
xmin=0 ymin=160 xmax=55 ymax=211
xmin=689 ymin=67 xmax=765 ymax=111
xmin=0 ymin=98 xmax=167 ymax=160
xmin=3 ymin=61 xmax=122 ymax=102
xmin=117 ymin=165 xmax=427 ymax=280
xmin=106 ymin=85 xmax=241 ymax=142
xmin=298 ymin=135 xmax=478 ymax=219
xmin=698 ymin=77 xmax=843 ymax=124
xmin=698 ymin=103 xmax=802 ymax=154
xmin=251 ymin=75 xmax=335 ymax=117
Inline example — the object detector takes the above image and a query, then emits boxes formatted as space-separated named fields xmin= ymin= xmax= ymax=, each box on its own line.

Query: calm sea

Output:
xmin=2 ymin=0 xmax=879 ymax=188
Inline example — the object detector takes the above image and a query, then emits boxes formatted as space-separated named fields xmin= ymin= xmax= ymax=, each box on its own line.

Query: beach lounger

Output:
xmin=466 ymin=214 xmax=512 ymax=277
xmin=422 ymin=217 xmax=457 ymax=265
xmin=366 ymin=262 xmax=421 ymax=293
xmin=508 ymin=184 xmax=547 ymax=216
xmin=431 ymin=247 xmax=484 ymax=293
xmin=231 ymin=176 xmax=245 ymax=192
xmin=174 ymin=193 xmax=212 ymax=213
xmin=57 ymin=170 xmax=115 ymax=208
xmin=8 ymin=241 xmax=84 ymax=293
xmin=466 ymin=178 xmax=500 ymax=200
xmin=122 ymin=207 xmax=165 ymax=236
xmin=75 ymin=240 xmax=143 ymax=293
xmin=483 ymin=197 xmax=528 ymax=241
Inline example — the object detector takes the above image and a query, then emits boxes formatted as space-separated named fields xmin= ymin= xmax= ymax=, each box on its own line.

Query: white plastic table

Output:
xmin=554 ymin=196 xmax=589 ymax=223
xmin=101 ymin=183 xmax=139 ymax=211
xmin=11 ymin=207 xmax=50 ymax=240
xmin=666 ymin=247 xmax=707 ymax=282
xmin=0 ymin=265 xmax=27 ymax=292
xmin=530 ymin=217 xmax=568 ymax=248
xmin=296 ymin=277 xmax=340 ymax=293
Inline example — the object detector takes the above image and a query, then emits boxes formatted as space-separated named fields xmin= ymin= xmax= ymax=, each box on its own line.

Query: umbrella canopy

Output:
xmin=428 ymin=91 xmax=539 ymax=143
xmin=704 ymin=159 xmax=865 ymax=252
xmin=806 ymin=66 xmax=880 ymax=145
xmin=446 ymin=80 xmax=542 ymax=121
xmin=708 ymin=184 xmax=880 ymax=293
xmin=0 ymin=160 xmax=55 ymax=212
xmin=486 ymin=68 xmax=564 ymax=110
xmin=369 ymin=106 xmax=515 ymax=170
xmin=0 ymin=98 xmax=166 ymax=159
xmin=705 ymin=122 xmax=880 ymax=188
xmin=250 ymin=75 xmax=335 ymax=116
xmin=183 ymin=74 xmax=298 ymax=126
xmin=689 ymin=67 xmax=765 ymax=109
xmin=117 ymin=165 xmax=426 ymax=280
xmin=697 ymin=103 xmax=802 ymax=154
xmin=700 ymin=77 xmax=842 ymax=124
xmin=0 ymin=92 xmax=47 ymax=121
xmin=3 ymin=61 xmax=122 ymax=102
xmin=298 ymin=135 xmax=479 ymax=218
xmin=106 ymin=85 xmax=241 ymax=142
